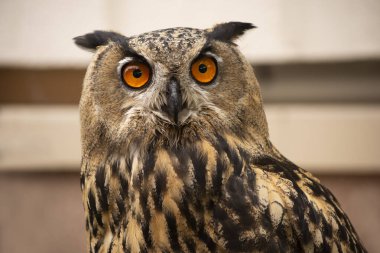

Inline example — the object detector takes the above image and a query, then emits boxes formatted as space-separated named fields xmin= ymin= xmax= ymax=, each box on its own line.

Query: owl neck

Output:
xmin=82 ymin=126 xmax=275 ymax=186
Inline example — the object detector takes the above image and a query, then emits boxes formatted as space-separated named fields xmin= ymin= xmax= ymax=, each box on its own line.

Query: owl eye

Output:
xmin=191 ymin=56 xmax=217 ymax=84
xmin=121 ymin=61 xmax=151 ymax=89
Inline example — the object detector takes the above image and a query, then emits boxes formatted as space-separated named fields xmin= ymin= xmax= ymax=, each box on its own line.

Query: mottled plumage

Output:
xmin=75 ymin=22 xmax=366 ymax=253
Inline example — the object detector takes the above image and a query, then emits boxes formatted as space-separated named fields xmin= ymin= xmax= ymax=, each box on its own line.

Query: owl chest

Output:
xmin=85 ymin=146 xmax=221 ymax=252
xmin=114 ymin=145 xmax=254 ymax=252
xmin=85 ymin=140 xmax=269 ymax=252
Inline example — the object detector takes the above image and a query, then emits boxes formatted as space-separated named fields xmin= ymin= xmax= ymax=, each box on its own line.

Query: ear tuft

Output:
xmin=208 ymin=22 xmax=256 ymax=43
xmin=73 ymin=31 xmax=127 ymax=51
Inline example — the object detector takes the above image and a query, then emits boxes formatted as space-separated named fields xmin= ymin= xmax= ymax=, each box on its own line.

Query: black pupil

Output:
xmin=133 ymin=69 xmax=142 ymax=78
xmin=199 ymin=64 xmax=207 ymax=73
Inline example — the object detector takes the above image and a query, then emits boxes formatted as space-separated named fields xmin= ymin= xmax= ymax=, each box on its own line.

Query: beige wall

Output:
xmin=1 ymin=0 xmax=380 ymax=67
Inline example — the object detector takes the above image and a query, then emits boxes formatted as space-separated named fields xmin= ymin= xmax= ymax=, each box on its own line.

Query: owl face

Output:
xmin=75 ymin=22 xmax=268 ymax=153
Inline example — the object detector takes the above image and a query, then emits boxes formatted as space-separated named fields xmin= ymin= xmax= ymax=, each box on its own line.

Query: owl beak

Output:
xmin=163 ymin=78 xmax=182 ymax=125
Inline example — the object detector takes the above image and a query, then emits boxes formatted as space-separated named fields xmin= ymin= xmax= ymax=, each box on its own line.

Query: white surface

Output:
xmin=266 ymin=104 xmax=380 ymax=173
xmin=0 ymin=0 xmax=107 ymax=67
xmin=0 ymin=105 xmax=379 ymax=173
xmin=0 ymin=106 xmax=81 ymax=170
xmin=1 ymin=0 xmax=380 ymax=67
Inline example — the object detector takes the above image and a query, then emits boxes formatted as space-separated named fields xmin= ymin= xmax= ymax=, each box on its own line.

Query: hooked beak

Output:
xmin=162 ymin=78 xmax=182 ymax=124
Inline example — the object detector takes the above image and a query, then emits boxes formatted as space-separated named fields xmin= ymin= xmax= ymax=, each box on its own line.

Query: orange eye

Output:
xmin=191 ymin=56 xmax=217 ymax=84
xmin=121 ymin=61 xmax=150 ymax=88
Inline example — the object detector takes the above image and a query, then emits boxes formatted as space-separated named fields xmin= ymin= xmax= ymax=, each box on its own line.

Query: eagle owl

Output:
xmin=74 ymin=22 xmax=366 ymax=253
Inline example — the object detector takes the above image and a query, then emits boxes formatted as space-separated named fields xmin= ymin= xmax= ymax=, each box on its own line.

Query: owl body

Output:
xmin=75 ymin=23 xmax=366 ymax=252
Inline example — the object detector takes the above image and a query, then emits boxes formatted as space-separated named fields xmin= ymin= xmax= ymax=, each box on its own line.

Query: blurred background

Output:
xmin=0 ymin=0 xmax=379 ymax=252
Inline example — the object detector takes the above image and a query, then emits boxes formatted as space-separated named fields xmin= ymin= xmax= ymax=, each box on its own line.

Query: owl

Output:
xmin=74 ymin=22 xmax=366 ymax=253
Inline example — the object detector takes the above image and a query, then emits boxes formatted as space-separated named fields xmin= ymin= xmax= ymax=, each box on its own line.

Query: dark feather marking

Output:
xmin=253 ymin=155 xmax=276 ymax=167
xmin=348 ymin=232 xmax=356 ymax=251
xmin=133 ymin=170 xmax=144 ymax=189
xmin=89 ymin=233 xmax=94 ymax=253
xmin=177 ymin=196 xmax=197 ymax=231
xmin=110 ymin=221 xmax=115 ymax=234
xmin=92 ymin=226 xmax=98 ymax=237
xmin=125 ymin=156 xmax=132 ymax=174
xmin=117 ymin=225 xmax=122 ymax=238
xmin=88 ymin=189 xmax=104 ymax=228
xmin=254 ymin=155 xmax=301 ymax=181
xmin=306 ymin=181 xmax=326 ymax=197
xmin=215 ymin=207 xmax=251 ymax=250
xmin=255 ymin=236 xmax=269 ymax=251
xmin=292 ymin=194 xmax=312 ymax=243
xmin=213 ymin=202 xmax=229 ymax=222
xmin=165 ymin=212 xmax=181 ymax=251
xmin=321 ymin=215 xmax=333 ymax=239
xmin=212 ymin=134 xmax=229 ymax=154
xmin=184 ymin=238 xmax=196 ymax=252
xmin=276 ymin=223 xmax=290 ymax=253
xmin=193 ymin=190 xmax=204 ymax=212
xmin=119 ymin=174 xmax=129 ymax=199
xmin=219 ymin=217 xmax=255 ymax=251
xmin=189 ymin=146 xmax=207 ymax=196
xmin=197 ymin=219 xmax=216 ymax=251
xmin=225 ymin=175 xmax=254 ymax=228
xmin=80 ymin=173 xmax=85 ymax=191
xmin=336 ymin=242 xmax=344 ymax=253
xmin=171 ymin=147 xmax=190 ymax=178
xmin=213 ymin=202 xmax=255 ymax=251
xmin=320 ymin=236 xmax=331 ymax=253
xmin=143 ymin=143 xmax=157 ymax=177
xmin=292 ymin=227 xmax=304 ymax=252
xmin=111 ymin=160 xmax=120 ymax=176
xmin=122 ymin=235 xmax=128 ymax=252
xmin=140 ymin=189 xmax=152 ymax=248
xmin=207 ymin=199 xmax=215 ymax=210
xmin=122 ymin=218 xmax=128 ymax=230
xmin=264 ymin=237 xmax=279 ymax=253
xmin=246 ymin=168 xmax=259 ymax=205
xmin=86 ymin=217 xmax=90 ymax=231
xmin=107 ymin=241 xmax=114 ymax=253
xmin=112 ymin=210 xmax=120 ymax=229
xmin=229 ymin=147 xmax=243 ymax=175
xmin=212 ymin=156 xmax=226 ymax=196
xmin=213 ymin=134 xmax=243 ymax=175
xmin=96 ymin=166 xmax=109 ymax=212
xmin=73 ymin=30 xmax=130 ymax=52
xmin=153 ymin=171 xmax=167 ymax=211
xmin=94 ymin=237 xmax=104 ymax=253
xmin=262 ymin=206 xmax=273 ymax=230
xmin=116 ymin=196 xmax=125 ymax=218
xmin=207 ymin=22 xmax=256 ymax=43
xmin=238 ymin=146 xmax=251 ymax=163
xmin=308 ymin=202 xmax=321 ymax=225
xmin=226 ymin=143 xmax=243 ymax=175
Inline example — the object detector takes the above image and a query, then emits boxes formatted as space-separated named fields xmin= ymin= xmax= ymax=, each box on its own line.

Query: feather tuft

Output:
xmin=208 ymin=22 xmax=256 ymax=43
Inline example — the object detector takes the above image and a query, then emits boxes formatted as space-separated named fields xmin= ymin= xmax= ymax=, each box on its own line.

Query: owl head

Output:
xmin=75 ymin=22 xmax=268 ymax=157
